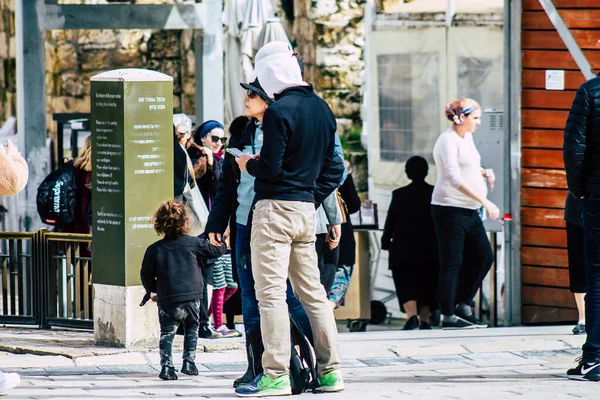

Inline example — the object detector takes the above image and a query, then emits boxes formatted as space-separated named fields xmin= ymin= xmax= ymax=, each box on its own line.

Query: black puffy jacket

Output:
xmin=564 ymin=74 xmax=600 ymax=197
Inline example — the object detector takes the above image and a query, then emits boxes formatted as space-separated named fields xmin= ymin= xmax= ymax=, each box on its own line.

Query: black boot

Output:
xmin=159 ymin=365 xmax=178 ymax=380
xmin=233 ymin=327 xmax=264 ymax=388
xmin=181 ymin=359 xmax=199 ymax=376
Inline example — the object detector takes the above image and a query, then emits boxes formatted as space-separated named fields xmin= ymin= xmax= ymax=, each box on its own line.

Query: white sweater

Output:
xmin=431 ymin=128 xmax=487 ymax=210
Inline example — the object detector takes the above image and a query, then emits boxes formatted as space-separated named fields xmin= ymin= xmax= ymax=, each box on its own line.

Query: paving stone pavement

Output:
xmin=0 ymin=325 xmax=597 ymax=399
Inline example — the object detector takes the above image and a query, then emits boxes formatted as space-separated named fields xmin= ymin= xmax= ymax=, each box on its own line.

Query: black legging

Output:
xmin=431 ymin=205 xmax=493 ymax=316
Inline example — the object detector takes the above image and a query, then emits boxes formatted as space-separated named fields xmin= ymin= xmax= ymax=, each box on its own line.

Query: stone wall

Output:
xmin=283 ymin=0 xmax=367 ymax=190
xmin=0 ymin=0 xmax=15 ymax=124
xmin=45 ymin=28 xmax=195 ymax=137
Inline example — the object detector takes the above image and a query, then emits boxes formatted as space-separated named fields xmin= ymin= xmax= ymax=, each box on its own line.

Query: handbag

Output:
xmin=182 ymin=149 xmax=209 ymax=236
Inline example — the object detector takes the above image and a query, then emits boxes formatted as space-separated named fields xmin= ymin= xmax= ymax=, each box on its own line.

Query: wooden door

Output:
xmin=521 ymin=0 xmax=600 ymax=323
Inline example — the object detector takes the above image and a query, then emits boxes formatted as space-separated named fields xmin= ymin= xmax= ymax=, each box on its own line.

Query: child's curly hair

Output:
xmin=153 ymin=200 xmax=189 ymax=237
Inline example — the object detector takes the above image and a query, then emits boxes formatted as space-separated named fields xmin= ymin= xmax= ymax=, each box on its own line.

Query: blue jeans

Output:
xmin=236 ymin=223 xmax=312 ymax=339
xmin=582 ymin=197 xmax=600 ymax=361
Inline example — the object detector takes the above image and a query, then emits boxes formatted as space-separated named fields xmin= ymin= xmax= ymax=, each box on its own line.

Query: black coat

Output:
xmin=564 ymin=74 xmax=600 ymax=197
xmin=140 ymin=235 xmax=226 ymax=306
xmin=337 ymin=174 xmax=361 ymax=266
xmin=381 ymin=181 xmax=438 ymax=268
xmin=246 ymin=85 xmax=344 ymax=204
xmin=205 ymin=116 xmax=256 ymax=272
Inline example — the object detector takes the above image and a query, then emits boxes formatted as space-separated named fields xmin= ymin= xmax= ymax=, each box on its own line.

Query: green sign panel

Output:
xmin=91 ymin=69 xmax=174 ymax=287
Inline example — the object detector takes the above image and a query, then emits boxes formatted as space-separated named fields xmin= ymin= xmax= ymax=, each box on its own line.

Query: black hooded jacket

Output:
xmin=564 ymin=74 xmax=600 ymax=197
xmin=246 ymin=85 xmax=344 ymax=204
xmin=205 ymin=116 xmax=256 ymax=271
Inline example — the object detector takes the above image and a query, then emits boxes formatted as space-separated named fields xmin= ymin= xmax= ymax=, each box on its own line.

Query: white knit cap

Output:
xmin=251 ymin=41 xmax=307 ymax=98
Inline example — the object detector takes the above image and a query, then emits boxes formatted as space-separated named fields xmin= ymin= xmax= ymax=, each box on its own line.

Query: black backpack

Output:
xmin=289 ymin=315 xmax=318 ymax=394
xmin=36 ymin=161 xmax=77 ymax=225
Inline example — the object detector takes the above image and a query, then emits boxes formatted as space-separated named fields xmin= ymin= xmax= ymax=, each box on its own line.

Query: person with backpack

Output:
xmin=140 ymin=200 xmax=227 ymax=380
xmin=63 ymin=135 xmax=92 ymax=236
xmin=205 ymin=78 xmax=313 ymax=389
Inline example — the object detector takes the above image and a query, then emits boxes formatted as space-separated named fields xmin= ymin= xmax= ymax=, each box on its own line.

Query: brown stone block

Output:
xmin=53 ymin=30 xmax=74 ymax=44
xmin=182 ymin=76 xmax=195 ymax=95
xmin=59 ymin=72 xmax=84 ymax=97
xmin=116 ymin=30 xmax=145 ymax=50
xmin=112 ymin=49 xmax=144 ymax=68
xmin=181 ymin=94 xmax=195 ymax=115
xmin=173 ymin=95 xmax=181 ymax=113
xmin=80 ymin=50 xmax=110 ymax=72
xmin=45 ymin=43 xmax=57 ymax=72
xmin=80 ymin=71 xmax=97 ymax=96
xmin=45 ymin=73 xmax=56 ymax=96
xmin=77 ymin=29 xmax=117 ymax=51
xmin=56 ymin=44 xmax=78 ymax=72
xmin=183 ymin=50 xmax=195 ymax=77
xmin=48 ymin=96 xmax=91 ymax=116
xmin=147 ymin=31 xmax=182 ymax=59
xmin=320 ymin=90 xmax=361 ymax=119
xmin=147 ymin=59 xmax=181 ymax=93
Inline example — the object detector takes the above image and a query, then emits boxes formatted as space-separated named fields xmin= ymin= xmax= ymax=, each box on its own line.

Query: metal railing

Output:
xmin=0 ymin=229 xmax=93 ymax=329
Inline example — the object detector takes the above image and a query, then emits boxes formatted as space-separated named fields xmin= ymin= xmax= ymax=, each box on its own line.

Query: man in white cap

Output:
xmin=235 ymin=41 xmax=345 ymax=397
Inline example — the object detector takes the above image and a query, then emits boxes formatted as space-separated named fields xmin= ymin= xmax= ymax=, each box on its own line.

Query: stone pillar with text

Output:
xmin=90 ymin=69 xmax=173 ymax=347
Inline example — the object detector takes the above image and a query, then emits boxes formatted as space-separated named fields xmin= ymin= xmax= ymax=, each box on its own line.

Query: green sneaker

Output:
xmin=235 ymin=373 xmax=292 ymax=397
xmin=316 ymin=369 xmax=345 ymax=392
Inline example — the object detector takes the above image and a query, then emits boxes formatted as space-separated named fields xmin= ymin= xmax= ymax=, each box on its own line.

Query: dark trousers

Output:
xmin=159 ymin=299 xmax=200 ymax=367
xmin=582 ymin=197 xmax=600 ymax=361
xmin=235 ymin=223 xmax=313 ymax=339
xmin=566 ymin=222 xmax=587 ymax=293
xmin=431 ymin=205 xmax=493 ymax=316
xmin=316 ymin=233 xmax=338 ymax=294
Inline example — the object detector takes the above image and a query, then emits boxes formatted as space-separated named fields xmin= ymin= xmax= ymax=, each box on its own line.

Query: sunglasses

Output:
xmin=211 ymin=135 xmax=227 ymax=144
xmin=246 ymin=89 xmax=258 ymax=99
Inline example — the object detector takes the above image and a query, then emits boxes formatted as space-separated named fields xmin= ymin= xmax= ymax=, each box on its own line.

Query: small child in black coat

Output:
xmin=141 ymin=200 xmax=226 ymax=380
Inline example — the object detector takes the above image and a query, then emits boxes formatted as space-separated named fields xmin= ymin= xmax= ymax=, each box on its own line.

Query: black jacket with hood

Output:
xmin=564 ymin=74 xmax=600 ymax=197
xmin=205 ymin=116 xmax=256 ymax=271
xmin=246 ymin=85 xmax=344 ymax=205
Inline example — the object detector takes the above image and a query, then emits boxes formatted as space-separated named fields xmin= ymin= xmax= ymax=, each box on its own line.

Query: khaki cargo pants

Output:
xmin=251 ymin=199 xmax=341 ymax=378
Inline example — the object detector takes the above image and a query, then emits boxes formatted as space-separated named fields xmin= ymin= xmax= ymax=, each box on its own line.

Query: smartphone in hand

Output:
xmin=226 ymin=148 xmax=243 ymax=158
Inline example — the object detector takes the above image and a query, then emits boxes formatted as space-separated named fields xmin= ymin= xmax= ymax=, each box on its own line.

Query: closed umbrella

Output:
xmin=223 ymin=0 xmax=249 ymax=122
xmin=240 ymin=0 xmax=274 ymax=78
xmin=254 ymin=18 xmax=291 ymax=54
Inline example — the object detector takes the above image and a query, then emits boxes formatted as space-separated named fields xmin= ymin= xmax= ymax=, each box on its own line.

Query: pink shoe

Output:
xmin=215 ymin=325 xmax=242 ymax=338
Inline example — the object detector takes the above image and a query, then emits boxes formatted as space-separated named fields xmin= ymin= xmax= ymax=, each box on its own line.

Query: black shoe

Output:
xmin=455 ymin=309 xmax=488 ymax=328
xmin=402 ymin=315 xmax=420 ymax=330
xmin=181 ymin=359 xmax=199 ymax=376
xmin=441 ymin=316 xmax=476 ymax=330
xmin=199 ymin=324 xmax=223 ymax=339
xmin=429 ymin=309 xmax=441 ymax=327
xmin=419 ymin=321 xmax=432 ymax=330
xmin=234 ymin=327 xmax=264 ymax=388
xmin=572 ymin=322 xmax=586 ymax=335
xmin=159 ymin=365 xmax=178 ymax=380
xmin=567 ymin=357 xmax=600 ymax=381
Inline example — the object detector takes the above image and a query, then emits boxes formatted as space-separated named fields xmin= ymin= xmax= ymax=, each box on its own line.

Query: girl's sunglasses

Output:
xmin=246 ymin=90 xmax=258 ymax=99
xmin=211 ymin=135 xmax=227 ymax=144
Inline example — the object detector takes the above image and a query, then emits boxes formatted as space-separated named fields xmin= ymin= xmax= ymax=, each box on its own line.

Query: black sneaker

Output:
xmin=181 ymin=359 xmax=199 ymax=376
xmin=455 ymin=309 xmax=488 ymax=328
xmin=572 ymin=322 xmax=586 ymax=335
xmin=199 ymin=324 xmax=223 ymax=339
xmin=419 ymin=321 xmax=432 ymax=330
xmin=402 ymin=315 xmax=420 ymax=330
xmin=567 ymin=357 xmax=600 ymax=381
xmin=159 ymin=365 xmax=178 ymax=380
xmin=441 ymin=316 xmax=476 ymax=330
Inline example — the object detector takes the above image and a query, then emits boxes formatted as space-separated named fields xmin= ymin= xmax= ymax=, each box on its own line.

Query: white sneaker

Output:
xmin=0 ymin=372 xmax=20 ymax=393
xmin=215 ymin=324 xmax=242 ymax=338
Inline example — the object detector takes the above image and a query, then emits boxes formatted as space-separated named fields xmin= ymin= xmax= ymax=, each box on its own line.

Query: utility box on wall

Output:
xmin=474 ymin=110 xmax=504 ymax=232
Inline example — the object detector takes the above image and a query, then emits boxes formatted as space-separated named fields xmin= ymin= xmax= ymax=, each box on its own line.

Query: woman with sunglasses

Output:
xmin=189 ymin=120 xmax=227 ymax=206
xmin=205 ymin=78 xmax=312 ymax=388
